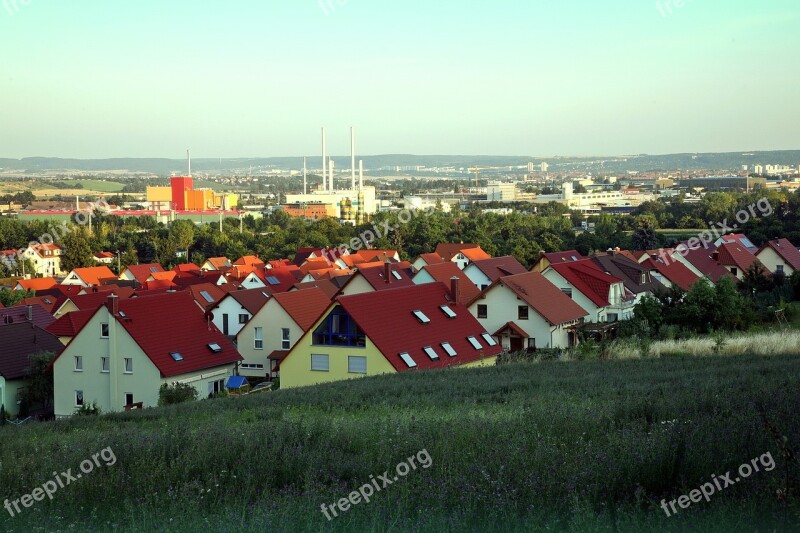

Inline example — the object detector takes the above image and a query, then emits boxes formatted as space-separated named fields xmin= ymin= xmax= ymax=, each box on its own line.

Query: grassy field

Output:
xmin=74 ymin=179 xmax=125 ymax=193
xmin=1 ymin=355 xmax=798 ymax=532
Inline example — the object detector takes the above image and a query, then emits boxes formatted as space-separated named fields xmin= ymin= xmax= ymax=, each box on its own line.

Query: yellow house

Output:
xmin=280 ymin=283 xmax=501 ymax=389
xmin=51 ymin=292 xmax=242 ymax=418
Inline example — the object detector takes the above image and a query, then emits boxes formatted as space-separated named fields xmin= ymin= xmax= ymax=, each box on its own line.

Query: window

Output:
xmin=640 ymin=273 xmax=647 ymax=284
xmin=150 ymin=266 xmax=159 ymax=273
xmin=312 ymin=307 xmax=366 ymax=347
xmin=441 ymin=342 xmax=457 ymax=357
xmin=467 ymin=336 xmax=482 ymax=349
xmin=391 ymin=271 xmax=402 ymax=280
xmin=100 ymin=323 xmax=109 ymax=337
xmin=75 ymin=390 xmax=84 ymax=407
xmin=440 ymin=305 xmax=456 ymax=319
xmin=481 ymin=333 xmax=498 ymax=347
xmin=200 ymin=290 xmax=215 ymax=303
xmin=74 ymin=356 xmax=83 ymax=371
xmin=348 ymin=356 xmax=367 ymax=374
xmin=125 ymin=393 xmax=134 ymax=406
xmin=101 ymin=357 xmax=109 ymax=373
xmin=208 ymin=343 xmax=222 ymax=353
xmin=124 ymin=358 xmax=133 ymax=373
xmin=412 ymin=310 xmax=430 ymax=324
xmin=281 ymin=328 xmax=291 ymax=350
xmin=266 ymin=276 xmax=281 ymax=286
xmin=730 ymin=267 xmax=738 ymax=277
xmin=777 ymin=264 xmax=784 ymax=273
xmin=170 ymin=352 xmax=184 ymax=361
xmin=254 ymin=327 xmax=263 ymax=349
xmin=423 ymin=346 xmax=439 ymax=360
xmin=399 ymin=352 xmax=417 ymax=368
xmin=477 ymin=304 xmax=488 ymax=319
xmin=518 ymin=306 xmax=529 ymax=320
xmin=561 ymin=288 xmax=572 ymax=298
xmin=240 ymin=363 xmax=265 ymax=370
xmin=238 ymin=314 xmax=249 ymax=324
xmin=311 ymin=354 xmax=329 ymax=371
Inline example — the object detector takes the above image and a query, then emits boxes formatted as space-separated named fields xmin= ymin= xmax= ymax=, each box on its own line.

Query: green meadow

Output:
xmin=1 ymin=355 xmax=798 ymax=532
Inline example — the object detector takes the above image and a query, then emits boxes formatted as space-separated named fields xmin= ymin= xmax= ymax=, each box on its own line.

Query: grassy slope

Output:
xmin=1 ymin=355 xmax=799 ymax=532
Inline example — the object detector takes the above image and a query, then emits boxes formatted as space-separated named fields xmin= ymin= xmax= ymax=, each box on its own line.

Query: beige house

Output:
xmin=19 ymin=243 xmax=64 ymax=277
xmin=52 ymin=292 xmax=242 ymax=418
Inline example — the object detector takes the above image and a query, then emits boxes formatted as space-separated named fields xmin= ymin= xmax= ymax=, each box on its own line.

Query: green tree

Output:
xmin=60 ymin=229 xmax=94 ymax=272
xmin=20 ymin=351 xmax=56 ymax=412
xmin=158 ymin=382 xmax=199 ymax=406
xmin=0 ymin=288 xmax=34 ymax=307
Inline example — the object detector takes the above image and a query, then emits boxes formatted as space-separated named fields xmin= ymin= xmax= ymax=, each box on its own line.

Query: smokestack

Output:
xmin=359 ymin=160 xmax=363 ymax=191
xmin=329 ymin=159 xmax=335 ymax=192
xmin=107 ymin=294 xmax=119 ymax=317
xmin=384 ymin=261 xmax=391 ymax=285
xmin=351 ymin=127 xmax=356 ymax=190
xmin=303 ymin=157 xmax=307 ymax=195
xmin=321 ymin=127 xmax=327 ymax=192
xmin=450 ymin=276 xmax=460 ymax=304
xmin=187 ymin=149 xmax=191 ymax=177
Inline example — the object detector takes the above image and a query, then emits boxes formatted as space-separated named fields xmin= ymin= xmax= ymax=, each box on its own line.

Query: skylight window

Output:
xmin=412 ymin=310 xmax=430 ymax=324
xmin=441 ymin=342 xmax=457 ymax=357
xmin=200 ymin=290 xmax=214 ymax=303
xmin=481 ymin=333 xmax=498 ymax=346
xmin=467 ymin=336 xmax=482 ymax=350
xmin=170 ymin=352 xmax=184 ymax=361
xmin=261 ymin=291 xmax=270 ymax=298
xmin=119 ymin=311 xmax=127 ymax=318
xmin=266 ymin=276 xmax=281 ymax=286
xmin=208 ymin=343 xmax=222 ymax=353
xmin=439 ymin=305 xmax=456 ymax=318
xmin=150 ymin=267 xmax=159 ymax=273
xmin=423 ymin=346 xmax=439 ymax=360
xmin=392 ymin=271 xmax=402 ymax=280
xmin=399 ymin=352 xmax=417 ymax=368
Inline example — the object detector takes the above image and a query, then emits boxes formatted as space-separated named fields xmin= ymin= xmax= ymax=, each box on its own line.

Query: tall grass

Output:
xmin=606 ymin=330 xmax=800 ymax=359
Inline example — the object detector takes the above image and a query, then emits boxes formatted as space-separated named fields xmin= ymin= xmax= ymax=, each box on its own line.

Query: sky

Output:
xmin=1 ymin=0 xmax=798 ymax=159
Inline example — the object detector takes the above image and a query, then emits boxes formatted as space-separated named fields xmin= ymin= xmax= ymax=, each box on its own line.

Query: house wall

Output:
xmin=241 ymin=274 xmax=267 ymax=289
xmin=462 ymin=264 xmax=492 ymax=290
xmin=411 ymin=269 xmax=436 ymax=285
xmin=212 ymin=297 xmax=254 ymax=337
xmin=161 ymin=365 xmax=235 ymax=401
xmin=22 ymin=247 xmax=63 ymax=277
xmin=756 ymin=247 xmax=795 ymax=275
xmin=61 ymin=271 xmax=90 ymax=287
xmin=236 ymin=299 xmax=303 ymax=378
xmin=460 ymin=356 xmax=498 ymax=368
xmin=0 ymin=377 xmax=27 ymax=418
xmin=541 ymin=269 xmax=605 ymax=322
xmin=339 ymin=275 xmax=375 ymax=296
xmin=54 ymin=300 xmax=79 ymax=319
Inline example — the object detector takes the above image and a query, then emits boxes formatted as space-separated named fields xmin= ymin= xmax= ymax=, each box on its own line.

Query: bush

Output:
xmin=158 ymin=382 xmax=198 ymax=406
xmin=75 ymin=401 xmax=101 ymax=416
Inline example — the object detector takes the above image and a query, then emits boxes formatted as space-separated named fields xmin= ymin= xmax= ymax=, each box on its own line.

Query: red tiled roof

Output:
xmin=461 ymin=247 xmax=492 ymax=261
xmin=54 ymin=292 xmax=242 ymax=378
xmin=122 ymin=264 xmax=165 ymax=284
xmin=139 ymin=279 xmax=177 ymax=291
xmin=434 ymin=243 xmax=481 ymax=261
xmin=641 ymin=256 xmax=701 ymax=291
xmin=757 ymin=239 xmax=800 ymax=271
xmin=356 ymin=263 xmax=415 ymax=290
xmin=415 ymin=253 xmax=445 ymax=267
xmin=717 ymin=233 xmax=757 ymax=252
xmin=541 ymin=250 xmax=585 ymax=266
xmin=187 ymin=283 xmax=227 ymax=310
xmin=47 ymin=308 xmax=96 ymax=338
xmin=300 ymin=257 xmax=334 ymax=275
xmin=68 ymin=266 xmax=117 ymax=286
xmin=234 ymin=255 xmax=264 ymax=267
xmin=492 ymin=272 xmax=588 ymax=325
xmin=224 ymin=288 xmax=273 ymax=315
xmin=0 ymin=323 xmax=64 ymax=380
xmin=59 ymin=289 xmax=134 ymax=314
xmin=16 ymin=278 xmax=58 ymax=291
xmin=335 ymin=283 xmax=502 ymax=371
xmin=149 ymin=271 xmax=177 ymax=282
xmin=715 ymin=242 xmax=763 ymax=273
xmin=548 ymin=260 xmax=622 ymax=308
xmin=493 ymin=321 xmax=529 ymax=338
xmin=273 ymin=287 xmax=333 ymax=331
xmin=94 ymin=251 xmax=115 ymax=259
xmin=20 ymin=296 xmax=60 ymax=314
xmin=258 ymin=266 xmax=303 ymax=293
xmin=354 ymin=250 xmax=399 ymax=263
xmin=204 ymin=257 xmax=231 ymax=270
xmin=675 ymin=244 xmax=731 ymax=283
xmin=415 ymin=262 xmax=480 ymax=305
xmin=291 ymin=280 xmax=340 ymax=299
xmin=469 ymin=256 xmax=528 ymax=282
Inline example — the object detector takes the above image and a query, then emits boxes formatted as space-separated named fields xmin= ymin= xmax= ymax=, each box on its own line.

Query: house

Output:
xmin=639 ymin=255 xmax=701 ymax=291
xmin=434 ymin=243 xmax=490 ymax=270
xmin=713 ymin=242 xmax=765 ymax=280
xmin=589 ymin=252 xmax=661 ymax=302
xmin=411 ymin=252 xmax=445 ymax=272
xmin=1 ymin=304 xmax=56 ymax=329
xmin=665 ymin=243 xmax=731 ymax=284
xmin=755 ymin=239 xmax=800 ymax=275
xmin=1 ymin=249 xmax=19 ymax=272
xmin=280 ymin=283 xmax=501 ymax=389
xmin=93 ymin=252 xmax=116 ymax=265
xmin=210 ymin=288 xmax=273 ymax=338
xmin=233 ymin=256 xmax=265 ymax=269
xmin=530 ymin=250 xmax=585 ymax=273
xmin=184 ymin=283 xmax=227 ymax=311
xmin=119 ymin=264 xmax=165 ymax=285
xmin=290 ymin=280 xmax=341 ymax=299
xmin=62 ymin=266 xmax=117 ymax=288
xmin=291 ymin=247 xmax=347 ymax=267
xmin=14 ymin=277 xmax=58 ymax=292
xmin=18 ymin=243 xmax=64 ymax=277
xmin=468 ymin=272 xmax=587 ymax=350
xmin=201 ymin=257 xmax=231 ymax=271
xmin=173 ymin=263 xmax=202 ymax=278
xmin=236 ymin=287 xmax=332 ymax=378
xmin=19 ymin=295 xmax=61 ymax=315
xmin=0 ymin=322 xmax=64 ymax=417
xmin=715 ymin=233 xmax=758 ymax=254
xmin=53 ymin=288 xmax=135 ymax=319
xmin=463 ymin=256 xmax=528 ymax=290
xmin=240 ymin=266 xmax=302 ymax=293
xmin=51 ymin=292 xmax=242 ymax=418
xmin=412 ymin=262 xmax=480 ymax=305
xmin=542 ymin=260 xmax=634 ymax=322
xmin=338 ymin=262 xmax=415 ymax=296
xmin=47 ymin=309 xmax=96 ymax=345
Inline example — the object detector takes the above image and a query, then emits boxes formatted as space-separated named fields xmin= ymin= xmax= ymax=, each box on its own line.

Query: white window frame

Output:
xmin=311 ymin=354 xmax=329 ymax=372
xmin=74 ymin=356 xmax=83 ymax=372
xmin=254 ymin=327 xmax=263 ymax=350
xmin=75 ymin=390 xmax=84 ymax=407
xmin=101 ymin=357 xmax=110 ymax=373
xmin=281 ymin=328 xmax=291 ymax=350
xmin=100 ymin=323 xmax=109 ymax=338
xmin=124 ymin=358 xmax=133 ymax=374
xmin=348 ymin=355 xmax=367 ymax=374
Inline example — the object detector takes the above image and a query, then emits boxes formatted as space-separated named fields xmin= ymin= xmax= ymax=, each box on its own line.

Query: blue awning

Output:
xmin=225 ymin=375 xmax=250 ymax=389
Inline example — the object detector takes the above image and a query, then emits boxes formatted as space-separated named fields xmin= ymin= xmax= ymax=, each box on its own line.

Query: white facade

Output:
xmin=486 ymin=182 xmax=516 ymax=202
xmin=541 ymin=268 xmax=631 ymax=323
xmin=462 ymin=263 xmax=493 ymax=291
xmin=212 ymin=295 xmax=261 ymax=337
xmin=236 ymin=299 xmax=303 ymax=378
xmin=19 ymin=244 xmax=64 ymax=277
xmin=755 ymin=247 xmax=796 ymax=275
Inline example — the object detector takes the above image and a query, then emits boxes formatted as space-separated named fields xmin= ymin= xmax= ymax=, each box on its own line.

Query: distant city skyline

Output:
xmin=1 ymin=1 xmax=798 ymax=159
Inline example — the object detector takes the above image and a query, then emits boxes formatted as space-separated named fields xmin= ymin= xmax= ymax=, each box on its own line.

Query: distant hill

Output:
xmin=1 ymin=150 xmax=798 ymax=174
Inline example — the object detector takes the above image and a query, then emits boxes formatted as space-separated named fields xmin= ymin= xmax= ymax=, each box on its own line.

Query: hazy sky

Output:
xmin=1 ymin=1 xmax=798 ymax=158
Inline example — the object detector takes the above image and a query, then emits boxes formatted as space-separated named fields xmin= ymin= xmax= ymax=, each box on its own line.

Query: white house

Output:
xmin=541 ymin=260 xmax=633 ymax=323
xmin=210 ymin=288 xmax=272 ymax=338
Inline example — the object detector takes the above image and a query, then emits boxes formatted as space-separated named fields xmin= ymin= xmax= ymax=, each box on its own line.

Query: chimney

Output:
xmin=26 ymin=305 xmax=33 ymax=322
xmin=712 ymin=251 xmax=720 ymax=261
xmin=384 ymin=261 xmax=391 ymax=285
xmin=107 ymin=294 xmax=119 ymax=316
xmin=450 ymin=276 xmax=460 ymax=304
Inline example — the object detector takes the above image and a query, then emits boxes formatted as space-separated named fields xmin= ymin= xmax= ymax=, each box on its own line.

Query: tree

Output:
xmin=20 ymin=351 xmax=56 ymax=413
xmin=632 ymin=215 xmax=660 ymax=251
xmin=169 ymin=220 xmax=196 ymax=260
xmin=158 ymin=382 xmax=198 ymax=406
xmin=0 ymin=288 xmax=34 ymax=307
xmin=60 ymin=229 xmax=94 ymax=272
